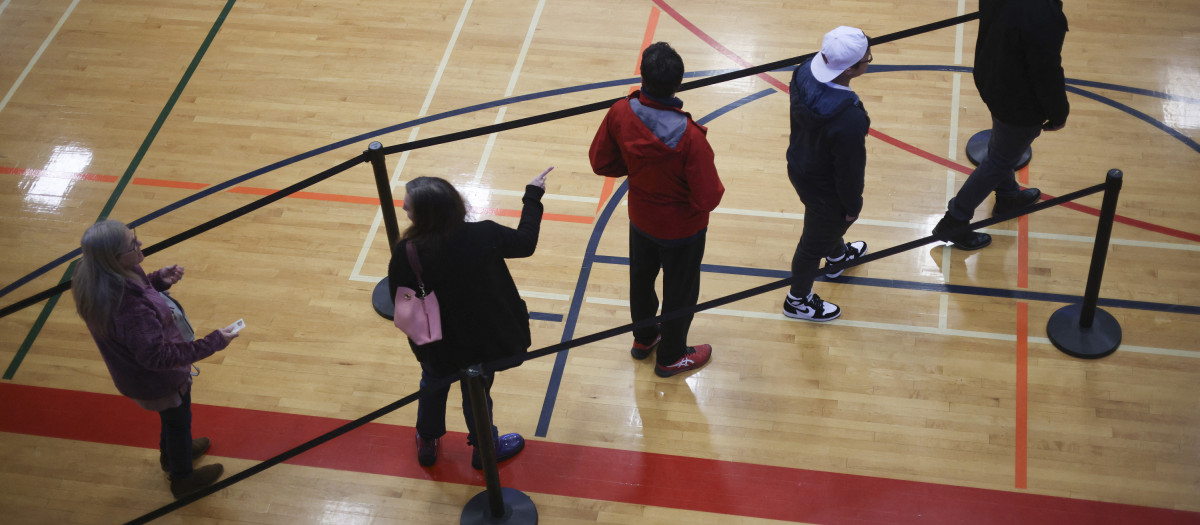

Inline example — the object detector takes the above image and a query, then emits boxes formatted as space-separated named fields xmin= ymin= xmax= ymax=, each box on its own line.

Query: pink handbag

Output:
xmin=393 ymin=242 xmax=443 ymax=344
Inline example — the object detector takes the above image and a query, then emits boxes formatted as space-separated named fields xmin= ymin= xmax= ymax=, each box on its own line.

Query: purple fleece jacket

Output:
xmin=88 ymin=265 xmax=228 ymax=400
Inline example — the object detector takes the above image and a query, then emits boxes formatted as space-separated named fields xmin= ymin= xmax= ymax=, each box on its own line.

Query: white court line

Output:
xmin=0 ymin=0 xmax=12 ymax=20
xmin=349 ymin=0 xmax=475 ymax=282
xmin=583 ymin=296 xmax=1199 ymax=359
xmin=466 ymin=0 xmax=547 ymax=190
xmin=0 ymin=0 xmax=81 ymax=115
xmin=941 ymin=0 xmax=969 ymax=328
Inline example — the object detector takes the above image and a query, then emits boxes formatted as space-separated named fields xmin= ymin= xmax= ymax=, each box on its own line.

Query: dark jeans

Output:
xmin=416 ymin=362 xmax=497 ymax=447
xmin=948 ymin=116 xmax=1044 ymax=221
xmin=159 ymin=385 xmax=193 ymax=481
xmin=629 ymin=225 xmax=706 ymax=366
xmin=789 ymin=202 xmax=852 ymax=298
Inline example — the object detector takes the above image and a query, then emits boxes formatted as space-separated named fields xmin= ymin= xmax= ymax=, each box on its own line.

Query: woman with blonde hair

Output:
xmin=72 ymin=220 xmax=239 ymax=498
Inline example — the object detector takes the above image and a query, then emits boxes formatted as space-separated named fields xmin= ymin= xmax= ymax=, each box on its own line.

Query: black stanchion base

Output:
xmin=965 ymin=130 xmax=1032 ymax=170
xmin=1046 ymin=304 xmax=1122 ymax=359
xmin=461 ymin=487 xmax=538 ymax=525
xmin=372 ymin=277 xmax=393 ymax=320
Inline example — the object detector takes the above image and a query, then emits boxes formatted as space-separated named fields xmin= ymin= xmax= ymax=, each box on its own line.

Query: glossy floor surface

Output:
xmin=1 ymin=0 xmax=1199 ymax=523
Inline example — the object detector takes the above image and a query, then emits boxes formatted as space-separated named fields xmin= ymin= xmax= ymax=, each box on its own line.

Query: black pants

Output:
xmin=629 ymin=225 xmax=706 ymax=366
xmin=789 ymin=202 xmax=852 ymax=298
xmin=159 ymin=385 xmax=193 ymax=480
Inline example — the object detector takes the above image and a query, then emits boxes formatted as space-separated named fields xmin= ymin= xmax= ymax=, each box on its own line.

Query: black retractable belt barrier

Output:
xmin=366 ymin=141 xmax=403 ymax=319
xmin=1046 ymin=170 xmax=1125 ymax=358
xmin=461 ymin=366 xmax=538 ymax=524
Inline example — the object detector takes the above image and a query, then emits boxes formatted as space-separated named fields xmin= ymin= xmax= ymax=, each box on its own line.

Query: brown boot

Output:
xmin=160 ymin=437 xmax=212 ymax=472
xmin=170 ymin=463 xmax=223 ymax=499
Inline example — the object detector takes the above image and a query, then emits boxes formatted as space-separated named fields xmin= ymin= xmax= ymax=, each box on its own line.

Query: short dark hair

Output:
xmin=640 ymin=42 xmax=684 ymax=98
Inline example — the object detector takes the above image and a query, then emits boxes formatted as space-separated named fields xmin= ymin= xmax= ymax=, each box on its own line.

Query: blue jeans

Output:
xmin=159 ymin=385 xmax=193 ymax=480
xmin=948 ymin=116 xmax=1044 ymax=221
xmin=415 ymin=363 xmax=497 ymax=447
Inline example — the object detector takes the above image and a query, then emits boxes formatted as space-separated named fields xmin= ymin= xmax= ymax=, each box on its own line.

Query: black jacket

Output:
xmin=388 ymin=185 xmax=544 ymax=376
xmin=974 ymin=0 xmax=1070 ymax=127
xmin=786 ymin=60 xmax=870 ymax=217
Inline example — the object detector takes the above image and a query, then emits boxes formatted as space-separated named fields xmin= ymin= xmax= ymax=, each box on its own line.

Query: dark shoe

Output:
xmin=416 ymin=434 xmax=438 ymax=467
xmin=992 ymin=187 xmax=1041 ymax=216
xmin=169 ymin=463 xmax=223 ymax=499
xmin=630 ymin=334 xmax=661 ymax=360
xmin=782 ymin=293 xmax=841 ymax=321
xmin=824 ymin=241 xmax=867 ymax=279
xmin=932 ymin=213 xmax=991 ymax=250
xmin=471 ymin=433 xmax=525 ymax=470
xmin=654 ymin=344 xmax=712 ymax=377
xmin=160 ymin=437 xmax=211 ymax=472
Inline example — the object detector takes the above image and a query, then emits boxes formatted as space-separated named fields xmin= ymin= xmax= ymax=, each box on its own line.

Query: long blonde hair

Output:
xmin=72 ymin=220 xmax=139 ymax=335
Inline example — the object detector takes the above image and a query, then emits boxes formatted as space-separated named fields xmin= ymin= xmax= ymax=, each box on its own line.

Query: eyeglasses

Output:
xmin=857 ymin=51 xmax=873 ymax=66
xmin=120 ymin=230 xmax=142 ymax=255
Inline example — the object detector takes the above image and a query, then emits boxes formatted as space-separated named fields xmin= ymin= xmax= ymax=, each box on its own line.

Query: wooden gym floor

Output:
xmin=1 ymin=0 xmax=1198 ymax=523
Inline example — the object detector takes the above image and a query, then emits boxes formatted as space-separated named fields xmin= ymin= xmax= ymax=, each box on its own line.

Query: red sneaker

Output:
xmin=654 ymin=344 xmax=712 ymax=377
xmin=630 ymin=334 xmax=661 ymax=360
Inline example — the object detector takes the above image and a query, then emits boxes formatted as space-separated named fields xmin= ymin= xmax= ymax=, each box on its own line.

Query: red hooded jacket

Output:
xmin=589 ymin=90 xmax=724 ymax=240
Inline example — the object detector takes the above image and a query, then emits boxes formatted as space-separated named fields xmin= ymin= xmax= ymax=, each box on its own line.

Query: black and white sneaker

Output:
xmin=782 ymin=293 xmax=841 ymax=322
xmin=824 ymin=241 xmax=867 ymax=279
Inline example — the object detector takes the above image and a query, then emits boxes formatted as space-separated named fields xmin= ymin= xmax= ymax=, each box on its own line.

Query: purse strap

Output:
xmin=405 ymin=242 xmax=427 ymax=296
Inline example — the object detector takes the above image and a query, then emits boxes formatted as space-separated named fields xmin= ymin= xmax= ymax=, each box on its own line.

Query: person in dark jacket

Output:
xmin=783 ymin=26 xmax=872 ymax=322
xmin=72 ymin=220 xmax=239 ymax=498
xmin=589 ymin=41 xmax=724 ymax=378
xmin=388 ymin=169 xmax=549 ymax=468
xmin=933 ymin=0 xmax=1070 ymax=249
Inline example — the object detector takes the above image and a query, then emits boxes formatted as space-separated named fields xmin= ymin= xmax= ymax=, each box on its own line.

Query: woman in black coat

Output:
xmin=388 ymin=168 xmax=550 ymax=468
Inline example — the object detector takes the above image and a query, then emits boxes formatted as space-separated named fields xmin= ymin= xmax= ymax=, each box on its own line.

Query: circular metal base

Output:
xmin=965 ymin=130 xmax=1032 ymax=170
xmin=461 ymin=487 xmax=538 ymax=525
xmin=1046 ymin=304 xmax=1122 ymax=359
xmin=372 ymin=277 xmax=393 ymax=320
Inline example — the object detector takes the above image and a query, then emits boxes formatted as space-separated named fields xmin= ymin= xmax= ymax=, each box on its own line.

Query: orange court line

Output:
xmin=3 ymin=166 xmax=594 ymax=224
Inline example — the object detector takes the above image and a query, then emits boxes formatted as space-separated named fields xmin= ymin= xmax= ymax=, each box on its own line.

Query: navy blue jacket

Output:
xmin=786 ymin=60 xmax=869 ymax=217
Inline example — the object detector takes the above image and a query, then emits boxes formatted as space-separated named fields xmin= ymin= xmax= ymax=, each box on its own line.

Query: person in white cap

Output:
xmin=782 ymin=26 xmax=872 ymax=322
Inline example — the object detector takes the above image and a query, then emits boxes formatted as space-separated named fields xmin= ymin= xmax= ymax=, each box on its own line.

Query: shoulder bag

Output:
xmin=393 ymin=242 xmax=443 ymax=344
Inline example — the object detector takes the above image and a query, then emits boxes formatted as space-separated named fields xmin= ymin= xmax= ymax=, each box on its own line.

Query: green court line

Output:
xmin=3 ymin=0 xmax=238 ymax=380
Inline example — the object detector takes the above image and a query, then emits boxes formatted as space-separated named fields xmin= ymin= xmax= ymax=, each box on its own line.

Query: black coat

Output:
xmin=974 ymin=0 xmax=1070 ymax=127
xmin=388 ymin=185 xmax=544 ymax=376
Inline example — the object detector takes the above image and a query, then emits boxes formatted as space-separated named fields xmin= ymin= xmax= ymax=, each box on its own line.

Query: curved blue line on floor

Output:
xmin=4 ymin=65 xmax=1196 ymax=302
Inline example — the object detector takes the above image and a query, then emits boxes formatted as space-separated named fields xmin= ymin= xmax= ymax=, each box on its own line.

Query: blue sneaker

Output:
xmin=471 ymin=433 xmax=525 ymax=470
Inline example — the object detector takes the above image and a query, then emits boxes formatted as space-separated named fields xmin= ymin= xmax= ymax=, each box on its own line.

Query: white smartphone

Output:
xmin=224 ymin=318 xmax=245 ymax=334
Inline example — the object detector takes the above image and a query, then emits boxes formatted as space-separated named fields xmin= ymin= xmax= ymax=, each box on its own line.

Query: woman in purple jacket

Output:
xmin=72 ymin=220 xmax=238 ymax=498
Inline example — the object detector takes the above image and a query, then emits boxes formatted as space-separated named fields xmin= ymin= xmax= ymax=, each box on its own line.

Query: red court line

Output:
xmin=1016 ymin=301 xmax=1029 ymax=489
xmin=649 ymin=0 xmax=1200 ymax=245
xmin=2 ymin=383 xmax=1198 ymax=524
xmin=2 ymin=166 xmax=594 ymax=225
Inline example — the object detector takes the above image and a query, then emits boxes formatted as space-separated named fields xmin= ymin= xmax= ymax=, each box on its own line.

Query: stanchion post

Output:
xmin=1046 ymin=169 xmax=1124 ymax=358
xmin=367 ymin=141 xmax=402 ymax=319
xmin=460 ymin=365 xmax=538 ymax=524
xmin=1078 ymin=169 xmax=1123 ymax=327
xmin=465 ymin=367 xmax=505 ymax=517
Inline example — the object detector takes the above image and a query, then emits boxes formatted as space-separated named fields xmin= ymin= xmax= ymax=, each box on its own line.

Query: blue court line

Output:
xmin=590 ymin=255 xmax=1200 ymax=316
xmin=530 ymin=312 xmax=564 ymax=322
xmin=534 ymin=179 xmax=630 ymax=438
xmin=4 ymin=66 xmax=1197 ymax=302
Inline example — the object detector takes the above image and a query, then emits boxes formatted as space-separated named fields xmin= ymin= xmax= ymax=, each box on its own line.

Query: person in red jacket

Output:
xmin=589 ymin=42 xmax=725 ymax=378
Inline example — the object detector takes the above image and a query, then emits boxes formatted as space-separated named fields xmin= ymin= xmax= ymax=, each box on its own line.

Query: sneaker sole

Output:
xmin=782 ymin=309 xmax=842 ymax=322
xmin=653 ymin=359 xmax=710 ymax=378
